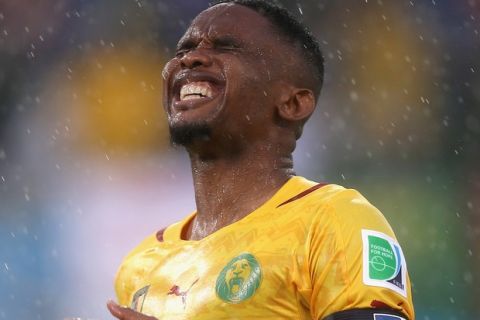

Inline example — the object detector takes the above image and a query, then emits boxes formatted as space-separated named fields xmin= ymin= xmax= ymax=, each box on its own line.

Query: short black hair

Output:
xmin=209 ymin=0 xmax=324 ymax=95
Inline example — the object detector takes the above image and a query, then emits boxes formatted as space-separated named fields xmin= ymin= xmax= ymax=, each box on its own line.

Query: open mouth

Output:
xmin=170 ymin=71 xmax=225 ymax=112
xmin=229 ymin=277 xmax=244 ymax=288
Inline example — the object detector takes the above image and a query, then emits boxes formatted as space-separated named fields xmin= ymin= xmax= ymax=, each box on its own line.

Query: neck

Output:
xmin=185 ymin=143 xmax=295 ymax=240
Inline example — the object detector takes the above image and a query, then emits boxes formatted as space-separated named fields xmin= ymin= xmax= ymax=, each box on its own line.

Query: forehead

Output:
xmin=182 ymin=4 xmax=276 ymax=43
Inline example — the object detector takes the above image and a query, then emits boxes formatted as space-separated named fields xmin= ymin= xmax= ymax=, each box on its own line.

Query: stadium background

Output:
xmin=0 ymin=0 xmax=478 ymax=319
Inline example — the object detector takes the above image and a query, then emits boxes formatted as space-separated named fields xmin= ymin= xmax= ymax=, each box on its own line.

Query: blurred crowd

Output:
xmin=0 ymin=0 xmax=478 ymax=319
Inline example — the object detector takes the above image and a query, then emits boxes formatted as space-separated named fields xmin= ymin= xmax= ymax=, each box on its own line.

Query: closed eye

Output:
xmin=174 ymin=36 xmax=242 ymax=57
xmin=213 ymin=36 xmax=242 ymax=51
xmin=175 ymin=40 xmax=196 ymax=57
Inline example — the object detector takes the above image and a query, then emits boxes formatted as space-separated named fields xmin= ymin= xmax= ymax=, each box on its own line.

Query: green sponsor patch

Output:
xmin=362 ymin=230 xmax=407 ymax=297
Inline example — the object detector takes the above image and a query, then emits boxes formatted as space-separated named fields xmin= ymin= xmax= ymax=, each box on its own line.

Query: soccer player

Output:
xmin=107 ymin=1 xmax=415 ymax=319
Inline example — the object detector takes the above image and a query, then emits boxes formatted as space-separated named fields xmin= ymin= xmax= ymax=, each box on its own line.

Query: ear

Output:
xmin=276 ymin=85 xmax=316 ymax=122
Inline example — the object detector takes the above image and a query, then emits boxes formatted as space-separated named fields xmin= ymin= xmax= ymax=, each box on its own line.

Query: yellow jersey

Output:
xmin=115 ymin=176 xmax=414 ymax=319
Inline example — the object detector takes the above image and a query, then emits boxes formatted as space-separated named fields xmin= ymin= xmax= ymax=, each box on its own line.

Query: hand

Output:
xmin=107 ymin=300 xmax=158 ymax=320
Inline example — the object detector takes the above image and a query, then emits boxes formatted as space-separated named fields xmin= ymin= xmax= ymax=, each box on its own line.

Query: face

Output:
xmin=162 ymin=4 xmax=289 ymax=146
xmin=225 ymin=259 xmax=252 ymax=294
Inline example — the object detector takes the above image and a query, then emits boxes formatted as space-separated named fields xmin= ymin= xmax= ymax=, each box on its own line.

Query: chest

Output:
xmin=128 ymin=230 xmax=311 ymax=319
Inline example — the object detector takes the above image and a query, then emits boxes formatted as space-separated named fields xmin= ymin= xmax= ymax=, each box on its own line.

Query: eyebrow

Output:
xmin=176 ymin=33 xmax=244 ymax=51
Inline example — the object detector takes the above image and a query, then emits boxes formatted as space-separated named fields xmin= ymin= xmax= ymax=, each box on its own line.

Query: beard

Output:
xmin=169 ymin=122 xmax=212 ymax=147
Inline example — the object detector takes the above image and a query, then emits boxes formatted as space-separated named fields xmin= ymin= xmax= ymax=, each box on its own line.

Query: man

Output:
xmin=107 ymin=1 xmax=415 ymax=319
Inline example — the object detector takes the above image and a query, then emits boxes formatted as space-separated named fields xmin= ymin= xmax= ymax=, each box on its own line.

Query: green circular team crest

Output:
xmin=215 ymin=253 xmax=262 ymax=303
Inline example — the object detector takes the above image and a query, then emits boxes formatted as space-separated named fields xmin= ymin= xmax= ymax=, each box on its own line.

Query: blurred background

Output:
xmin=0 ymin=0 xmax=478 ymax=319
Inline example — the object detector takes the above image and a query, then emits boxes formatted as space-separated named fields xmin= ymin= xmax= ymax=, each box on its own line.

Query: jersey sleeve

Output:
xmin=304 ymin=189 xmax=414 ymax=320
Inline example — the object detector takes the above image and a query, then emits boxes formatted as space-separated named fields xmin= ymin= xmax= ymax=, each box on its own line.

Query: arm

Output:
xmin=306 ymin=189 xmax=414 ymax=319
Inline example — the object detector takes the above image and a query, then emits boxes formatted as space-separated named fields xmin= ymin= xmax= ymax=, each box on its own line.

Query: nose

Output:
xmin=180 ymin=48 xmax=213 ymax=69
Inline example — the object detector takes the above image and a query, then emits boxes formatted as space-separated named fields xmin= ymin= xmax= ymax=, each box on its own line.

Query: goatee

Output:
xmin=169 ymin=123 xmax=212 ymax=146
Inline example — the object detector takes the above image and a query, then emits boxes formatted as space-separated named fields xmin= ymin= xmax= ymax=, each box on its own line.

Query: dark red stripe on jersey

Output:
xmin=156 ymin=228 xmax=166 ymax=242
xmin=276 ymin=183 xmax=328 ymax=208
xmin=371 ymin=300 xmax=390 ymax=309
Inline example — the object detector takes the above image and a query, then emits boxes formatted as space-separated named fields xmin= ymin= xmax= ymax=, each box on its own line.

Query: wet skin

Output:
xmin=108 ymin=3 xmax=316 ymax=319
xmin=162 ymin=3 xmax=316 ymax=242
xmin=163 ymin=3 xmax=284 ymax=151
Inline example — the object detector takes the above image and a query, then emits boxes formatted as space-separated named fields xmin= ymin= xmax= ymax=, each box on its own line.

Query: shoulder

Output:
xmin=114 ymin=233 xmax=160 ymax=306
xmin=299 ymin=183 xmax=414 ymax=319
xmin=323 ymin=186 xmax=395 ymax=236
xmin=289 ymin=181 xmax=395 ymax=238
xmin=114 ymin=213 xmax=194 ymax=305
xmin=304 ymin=185 xmax=401 ymax=276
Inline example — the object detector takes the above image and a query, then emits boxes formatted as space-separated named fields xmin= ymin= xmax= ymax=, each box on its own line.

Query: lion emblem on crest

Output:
xmin=215 ymin=253 xmax=262 ymax=303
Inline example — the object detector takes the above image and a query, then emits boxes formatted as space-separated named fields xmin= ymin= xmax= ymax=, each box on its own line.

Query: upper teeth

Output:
xmin=180 ymin=82 xmax=213 ymax=101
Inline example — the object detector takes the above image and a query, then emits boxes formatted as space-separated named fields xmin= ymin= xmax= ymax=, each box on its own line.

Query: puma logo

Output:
xmin=167 ymin=278 xmax=199 ymax=309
